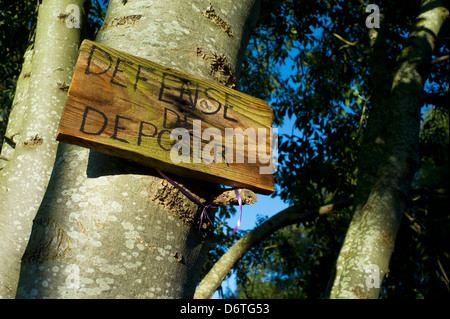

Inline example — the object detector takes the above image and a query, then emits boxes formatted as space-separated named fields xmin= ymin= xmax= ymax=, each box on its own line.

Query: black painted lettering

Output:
xmin=85 ymin=45 xmax=113 ymax=76
xmin=221 ymin=144 xmax=230 ymax=166
xmin=137 ymin=121 xmax=157 ymax=146
xmin=182 ymin=112 xmax=200 ymax=130
xmin=110 ymin=57 xmax=133 ymax=88
xmin=111 ymin=115 xmax=132 ymax=144
xmin=159 ymin=73 xmax=199 ymax=109
xmin=80 ymin=106 xmax=108 ymax=135
xmin=224 ymin=92 xmax=239 ymax=122
xmin=179 ymin=81 xmax=199 ymax=110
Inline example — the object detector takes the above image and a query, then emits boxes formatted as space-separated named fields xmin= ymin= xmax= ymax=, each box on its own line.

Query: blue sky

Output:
xmin=209 ymin=48 xmax=304 ymax=298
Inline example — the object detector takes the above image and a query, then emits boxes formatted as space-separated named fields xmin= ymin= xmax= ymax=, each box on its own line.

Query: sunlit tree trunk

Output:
xmin=330 ymin=1 xmax=449 ymax=299
xmin=14 ymin=0 xmax=262 ymax=298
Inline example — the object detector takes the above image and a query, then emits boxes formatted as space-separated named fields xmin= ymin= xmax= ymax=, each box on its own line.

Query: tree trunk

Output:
xmin=0 ymin=0 xmax=85 ymax=298
xmin=14 ymin=0 xmax=262 ymax=299
xmin=194 ymin=199 xmax=351 ymax=299
xmin=330 ymin=1 xmax=449 ymax=299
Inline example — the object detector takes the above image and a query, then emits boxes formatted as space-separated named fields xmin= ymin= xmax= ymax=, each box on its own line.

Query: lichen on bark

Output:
xmin=13 ymin=0 xmax=262 ymax=299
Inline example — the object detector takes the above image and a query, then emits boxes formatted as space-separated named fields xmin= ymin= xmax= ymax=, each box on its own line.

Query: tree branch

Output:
xmin=330 ymin=0 xmax=449 ymax=299
xmin=423 ymin=91 xmax=449 ymax=108
xmin=0 ymin=0 xmax=86 ymax=299
xmin=431 ymin=54 xmax=449 ymax=64
xmin=332 ymin=32 xmax=360 ymax=50
xmin=194 ymin=198 xmax=352 ymax=299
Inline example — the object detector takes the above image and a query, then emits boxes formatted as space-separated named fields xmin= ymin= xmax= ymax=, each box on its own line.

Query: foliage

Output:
xmin=224 ymin=0 xmax=449 ymax=299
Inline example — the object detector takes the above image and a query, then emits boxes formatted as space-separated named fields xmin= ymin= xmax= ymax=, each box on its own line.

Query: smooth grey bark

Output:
xmin=15 ymin=0 xmax=262 ymax=299
xmin=0 ymin=0 xmax=84 ymax=299
xmin=330 ymin=1 xmax=449 ymax=299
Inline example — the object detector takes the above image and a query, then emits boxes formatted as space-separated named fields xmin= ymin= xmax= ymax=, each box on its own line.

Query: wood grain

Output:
xmin=57 ymin=40 xmax=275 ymax=194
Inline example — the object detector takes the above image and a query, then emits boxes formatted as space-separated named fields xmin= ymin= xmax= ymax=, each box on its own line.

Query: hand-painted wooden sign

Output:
xmin=56 ymin=40 xmax=275 ymax=194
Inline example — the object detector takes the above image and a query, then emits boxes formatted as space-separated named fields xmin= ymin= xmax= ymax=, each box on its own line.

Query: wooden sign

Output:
xmin=56 ymin=40 xmax=275 ymax=194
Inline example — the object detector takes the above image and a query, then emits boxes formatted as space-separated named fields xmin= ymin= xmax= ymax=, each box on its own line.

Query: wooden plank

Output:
xmin=56 ymin=40 xmax=275 ymax=194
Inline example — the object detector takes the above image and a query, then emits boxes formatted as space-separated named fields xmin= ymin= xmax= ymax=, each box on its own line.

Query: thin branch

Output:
xmin=431 ymin=54 xmax=449 ymax=64
xmin=258 ymin=0 xmax=285 ymax=21
xmin=194 ymin=198 xmax=352 ymax=299
xmin=332 ymin=32 xmax=360 ymax=50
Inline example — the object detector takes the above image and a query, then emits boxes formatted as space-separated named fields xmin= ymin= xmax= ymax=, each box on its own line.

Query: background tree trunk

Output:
xmin=15 ymin=0 xmax=262 ymax=298
xmin=0 ymin=0 xmax=85 ymax=298
xmin=330 ymin=1 xmax=449 ymax=299
xmin=194 ymin=199 xmax=351 ymax=299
